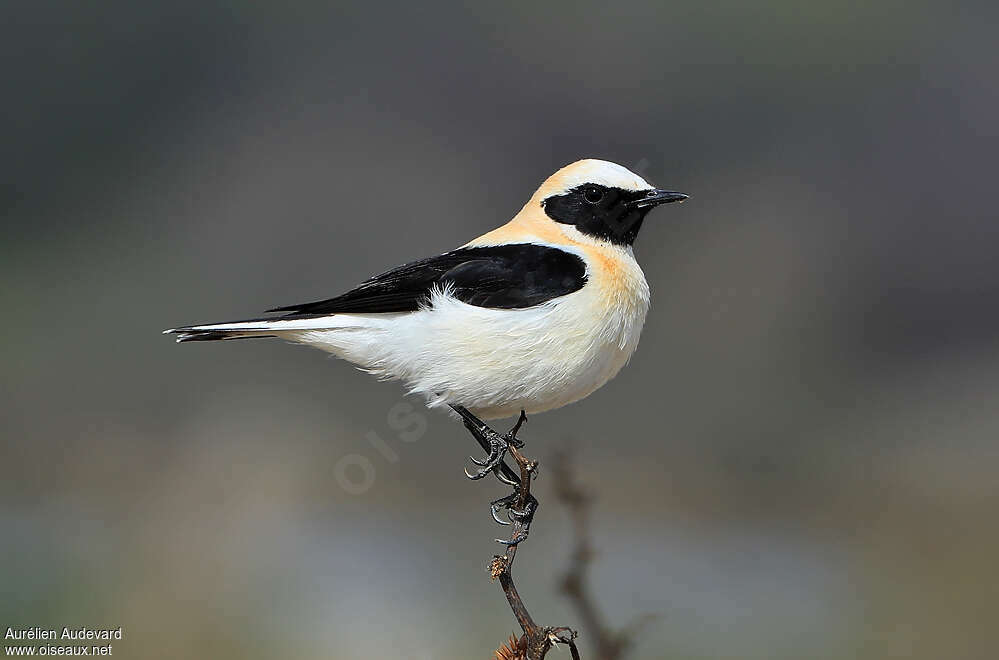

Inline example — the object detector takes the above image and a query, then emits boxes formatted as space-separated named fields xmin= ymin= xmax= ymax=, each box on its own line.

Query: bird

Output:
xmin=165 ymin=158 xmax=687 ymax=531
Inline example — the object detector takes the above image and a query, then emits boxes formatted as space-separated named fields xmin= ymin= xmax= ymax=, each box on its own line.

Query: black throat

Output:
xmin=541 ymin=184 xmax=653 ymax=246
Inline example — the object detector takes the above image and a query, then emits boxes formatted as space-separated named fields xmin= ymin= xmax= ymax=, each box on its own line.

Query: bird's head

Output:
xmin=534 ymin=159 xmax=687 ymax=246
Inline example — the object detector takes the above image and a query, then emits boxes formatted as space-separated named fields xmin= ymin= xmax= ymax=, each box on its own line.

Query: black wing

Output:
xmin=268 ymin=244 xmax=587 ymax=317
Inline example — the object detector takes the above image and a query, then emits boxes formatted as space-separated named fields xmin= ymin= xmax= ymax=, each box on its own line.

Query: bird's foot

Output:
xmin=492 ymin=492 xmax=539 ymax=547
xmin=464 ymin=427 xmax=510 ymax=480
xmin=451 ymin=405 xmax=538 ymax=544
xmin=489 ymin=489 xmax=538 ymax=525
xmin=502 ymin=409 xmax=528 ymax=449
xmin=455 ymin=407 xmax=528 ymax=483
xmin=490 ymin=492 xmax=518 ymax=525
xmin=490 ymin=435 xmax=539 ymax=547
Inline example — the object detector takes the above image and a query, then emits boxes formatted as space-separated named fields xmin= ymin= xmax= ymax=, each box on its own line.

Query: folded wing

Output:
xmin=268 ymin=243 xmax=587 ymax=316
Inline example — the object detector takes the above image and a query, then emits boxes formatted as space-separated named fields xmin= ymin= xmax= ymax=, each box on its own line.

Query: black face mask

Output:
xmin=542 ymin=184 xmax=685 ymax=246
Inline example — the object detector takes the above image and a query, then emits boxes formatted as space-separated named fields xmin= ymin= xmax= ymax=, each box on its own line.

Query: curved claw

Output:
xmin=464 ymin=466 xmax=491 ymax=480
xmin=495 ymin=470 xmax=519 ymax=487
xmin=490 ymin=493 xmax=519 ymax=525
xmin=451 ymin=404 xmax=524 ymax=487
xmin=463 ymin=438 xmax=507 ymax=480
xmin=509 ymin=501 xmax=538 ymax=524
xmin=493 ymin=494 xmax=538 ymax=545
xmin=496 ymin=529 xmax=530 ymax=546
xmin=491 ymin=504 xmax=512 ymax=525
xmin=509 ymin=508 xmax=529 ymax=522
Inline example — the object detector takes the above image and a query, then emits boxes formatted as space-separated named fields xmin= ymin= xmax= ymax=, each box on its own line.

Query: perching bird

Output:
xmin=166 ymin=159 xmax=686 ymax=506
xmin=166 ymin=158 xmax=685 ymax=414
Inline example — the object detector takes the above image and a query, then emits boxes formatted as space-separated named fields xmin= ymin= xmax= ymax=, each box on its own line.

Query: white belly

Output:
xmin=293 ymin=273 xmax=650 ymax=419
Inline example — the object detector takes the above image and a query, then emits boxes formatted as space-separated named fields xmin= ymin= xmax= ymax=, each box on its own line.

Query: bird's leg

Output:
xmin=495 ymin=440 xmax=539 ymax=547
xmin=450 ymin=405 xmax=523 ymax=485
xmin=489 ymin=488 xmax=538 ymax=528
xmin=504 ymin=409 xmax=528 ymax=448
xmin=489 ymin=421 xmax=538 ymax=529
xmin=451 ymin=406 xmax=539 ymax=545
xmin=494 ymin=491 xmax=539 ymax=546
xmin=460 ymin=417 xmax=513 ymax=481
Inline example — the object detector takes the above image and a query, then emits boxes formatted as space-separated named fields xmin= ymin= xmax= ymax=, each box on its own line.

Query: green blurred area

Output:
xmin=2 ymin=1 xmax=998 ymax=658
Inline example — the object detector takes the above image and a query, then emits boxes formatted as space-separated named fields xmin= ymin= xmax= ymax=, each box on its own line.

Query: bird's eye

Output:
xmin=583 ymin=187 xmax=604 ymax=204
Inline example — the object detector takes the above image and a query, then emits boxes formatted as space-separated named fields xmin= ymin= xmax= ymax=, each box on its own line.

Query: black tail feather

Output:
xmin=169 ymin=329 xmax=276 ymax=343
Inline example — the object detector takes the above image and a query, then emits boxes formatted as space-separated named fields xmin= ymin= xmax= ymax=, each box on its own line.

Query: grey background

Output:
xmin=2 ymin=1 xmax=997 ymax=658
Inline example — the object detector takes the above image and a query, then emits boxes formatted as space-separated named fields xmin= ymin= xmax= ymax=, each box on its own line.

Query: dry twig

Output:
xmin=551 ymin=453 xmax=655 ymax=659
xmin=488 ymin=441 xmax=580 ymax=659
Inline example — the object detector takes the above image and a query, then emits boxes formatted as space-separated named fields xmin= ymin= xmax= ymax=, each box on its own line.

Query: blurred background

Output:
xmin=3 ymin=1 xmax=997 ymax=658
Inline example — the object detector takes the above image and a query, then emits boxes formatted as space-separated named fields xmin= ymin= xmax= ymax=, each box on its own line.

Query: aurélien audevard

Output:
xmin=5 ymin=627 xmax=123 ymax=641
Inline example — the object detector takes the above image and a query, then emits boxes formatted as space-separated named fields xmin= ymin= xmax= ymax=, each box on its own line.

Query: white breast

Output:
xmin=291 ymin=244 xmax=650 ymax=419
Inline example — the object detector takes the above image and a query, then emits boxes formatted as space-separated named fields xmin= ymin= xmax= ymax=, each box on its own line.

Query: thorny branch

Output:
xmin=473 ymin=418 xmax=651 ymax=659
xmin=489 ymin=441 xmax=580 ymax=660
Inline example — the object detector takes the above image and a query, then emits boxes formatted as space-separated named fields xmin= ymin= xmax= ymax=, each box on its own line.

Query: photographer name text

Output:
xmin=4 ymin=628 xmax=122 ymax=656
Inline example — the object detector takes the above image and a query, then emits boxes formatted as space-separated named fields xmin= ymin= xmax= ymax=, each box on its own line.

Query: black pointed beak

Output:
xmin=630 ymin=189 xmax=689 ymax=209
